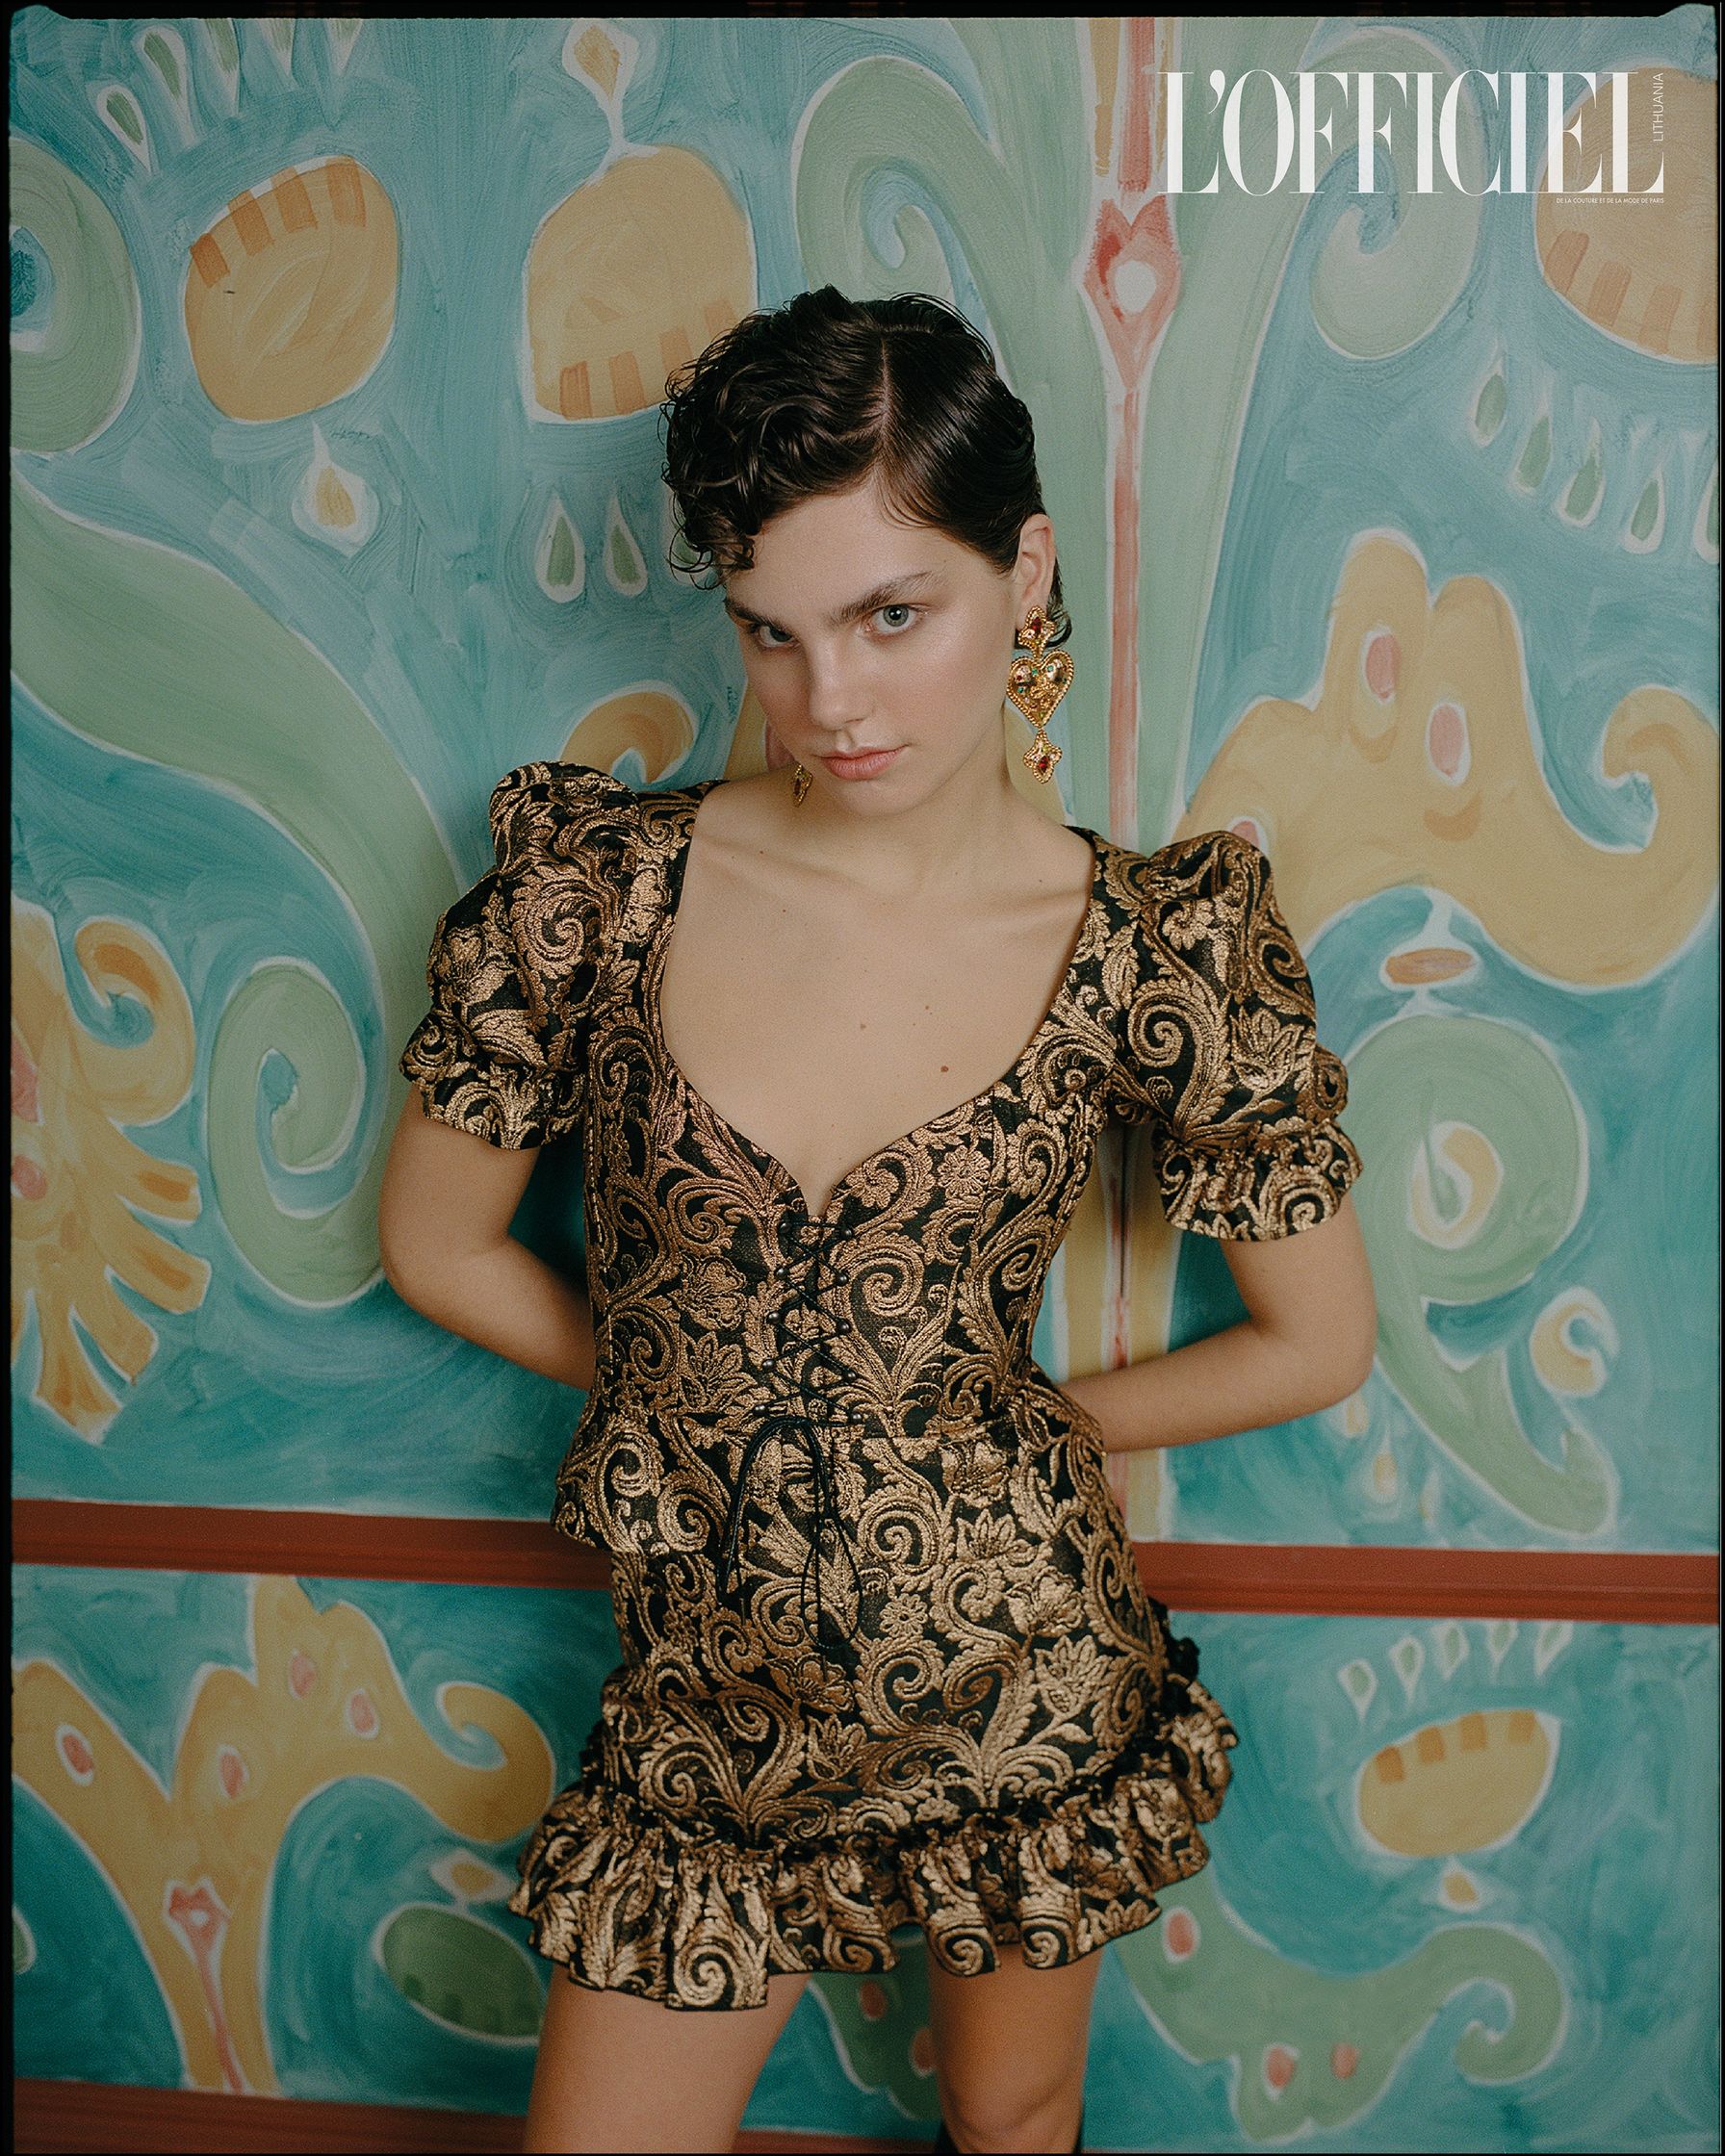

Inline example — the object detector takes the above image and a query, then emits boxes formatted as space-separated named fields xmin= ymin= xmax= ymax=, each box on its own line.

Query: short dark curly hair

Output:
xmin=657 ymin=285 xmax=1069 ymax=648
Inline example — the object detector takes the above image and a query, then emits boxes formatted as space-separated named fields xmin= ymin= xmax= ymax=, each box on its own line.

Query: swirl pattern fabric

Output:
xmin=399 ymin=760 xmax=1363 ymax=2009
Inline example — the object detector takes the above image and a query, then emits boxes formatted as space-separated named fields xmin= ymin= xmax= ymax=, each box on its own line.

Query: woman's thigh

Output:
xmin=926 ymin=1939 xmax=1102 ymax=2152
xmin=521 ymin=1963 xmax=811 ymax=2154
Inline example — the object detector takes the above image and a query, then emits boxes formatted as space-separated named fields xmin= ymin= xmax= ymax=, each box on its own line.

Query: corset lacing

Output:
xmin=715 ymin=1207 xmax=862 ymax=1677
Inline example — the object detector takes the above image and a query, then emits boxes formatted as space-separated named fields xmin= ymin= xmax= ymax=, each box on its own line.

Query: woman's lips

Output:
xmin=820 ymin=746 xmax=903 ymax=780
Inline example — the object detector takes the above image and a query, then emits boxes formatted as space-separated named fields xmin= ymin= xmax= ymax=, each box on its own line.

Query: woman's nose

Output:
xmin=800 ymin=665 xmax=874 ymax=739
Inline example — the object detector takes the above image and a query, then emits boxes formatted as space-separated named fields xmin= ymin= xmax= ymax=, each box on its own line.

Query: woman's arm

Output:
xmin=1061 ymin=1193 xmax=1377 ymax=1455
xmin=377 ymin=1094 xmax=597 ymax=1393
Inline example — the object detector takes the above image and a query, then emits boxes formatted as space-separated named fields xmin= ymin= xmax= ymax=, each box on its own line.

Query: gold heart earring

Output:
xmin=1006 ymin=604 xmax=1073 ymax=783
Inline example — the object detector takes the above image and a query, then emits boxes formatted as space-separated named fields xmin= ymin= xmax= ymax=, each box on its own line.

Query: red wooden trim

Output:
xmin=1135 ymin=1541 xmax=1719 ymax=1625
xmin=9 ymin=2078 xmax=921 ymax=2154
xmin=11 ymin=1501 xmax=1717 ymax=1622
xmin=12 ymin=2080 xmax=520 ymax=2156
xmin=10 ymin=1501 xmax=612 ymax=1592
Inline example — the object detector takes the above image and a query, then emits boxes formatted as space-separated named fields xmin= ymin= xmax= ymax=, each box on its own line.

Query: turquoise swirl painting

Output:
xmin=11 ymin=13 xmax=1718 ymax=2151
xmin=13 ymin=1567 xmax=1717 ymax=2143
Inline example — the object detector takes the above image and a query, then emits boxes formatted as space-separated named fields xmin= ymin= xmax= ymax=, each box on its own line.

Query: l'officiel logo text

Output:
xmin=1166 ymin=70 xmax=1665 ymax=196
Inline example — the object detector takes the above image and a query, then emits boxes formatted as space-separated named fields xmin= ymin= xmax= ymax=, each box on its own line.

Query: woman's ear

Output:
xmin=1014 ymin=512 xmax=1058 ymax=620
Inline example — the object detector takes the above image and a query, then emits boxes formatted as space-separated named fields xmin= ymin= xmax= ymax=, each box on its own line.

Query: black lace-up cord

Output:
xmin=713 ymin=1410 xmax=862 ymax=1653
xmin=714 ymin=1212 xmax=862 ymax=1668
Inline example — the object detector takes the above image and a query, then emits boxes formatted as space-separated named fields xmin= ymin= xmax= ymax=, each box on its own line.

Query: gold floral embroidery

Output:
xmin=1227 ymin=1003 xmax=1308 ymax=1095
xmin=1112 ymin=824 xmax=1366 ymax=1239
xmin=1038 ymin=1634 xmax=1106 ymax=1719
xmin=398 ymin=763 xmax=1363 ymax=2009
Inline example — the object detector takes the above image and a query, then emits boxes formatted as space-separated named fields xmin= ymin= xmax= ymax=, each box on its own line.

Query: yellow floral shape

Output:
xmin=13 ymin=1576 xmax=555 ymax=2094
xmin=562 ymin=18 xmax=638 ymax=119
xmin=1356 ymin=1706 xmax=1557 ymax=1861
xmin=184 ymin=155 xmax=399 ymax=422
xmin=1534 ymin=70 xmax=1716 ymax=364
xmin=293 ymin=420 xmax=377 ymax=552
xmin=560 ymin=688 xmax=696 ymax=783
xmin=1184 ymin=532 xmax=1717 ymax=985
xmin=1530 ymin=1286 xmax=1617 ymax=1398
xmin=526 ymin=143 xmax=754 ymax=422
xmin=1408 ymin=1122 xmax=1503 ymax=1249
xmin=429 ymin=1848 xmax=517 ymax=1907
xmin=11 ymin=898 xmax=210 ymax=1442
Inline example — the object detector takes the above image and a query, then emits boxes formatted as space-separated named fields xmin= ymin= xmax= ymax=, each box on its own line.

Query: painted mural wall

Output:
xmin=11 ymin=12 xmax=1719 ymax=2150
xmin=14 ymin=1564 xmax=1717 ymax=2145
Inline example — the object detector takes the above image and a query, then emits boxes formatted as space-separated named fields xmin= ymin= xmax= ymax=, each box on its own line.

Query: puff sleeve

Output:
xmin=1109 ymin=827 xmax=1363 ymax=1239
xmin=397 ymin=762 xmax=637 ymax=1149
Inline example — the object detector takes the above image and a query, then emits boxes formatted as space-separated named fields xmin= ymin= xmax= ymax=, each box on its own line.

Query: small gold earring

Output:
xmin=791 ymin=763 xmax=812 ymax=806
xmin=1007 ymin=605 xmax=1073 ymax=783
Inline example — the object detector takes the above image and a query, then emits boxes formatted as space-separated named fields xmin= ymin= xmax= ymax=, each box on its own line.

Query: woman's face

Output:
xmin=722 ymin=473 xmax=1056 ymax=815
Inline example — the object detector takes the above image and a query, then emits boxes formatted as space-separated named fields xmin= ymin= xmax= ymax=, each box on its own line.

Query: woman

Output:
xmin=378 ymin=288 xmax=1376 ymax=2156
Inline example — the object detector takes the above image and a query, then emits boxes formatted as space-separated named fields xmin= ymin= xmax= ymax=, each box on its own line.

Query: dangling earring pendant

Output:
xmin=791 ymin=762 xmax=812 ymax=807
xmin=1007 ymin=604 xmax=1072 ymax=783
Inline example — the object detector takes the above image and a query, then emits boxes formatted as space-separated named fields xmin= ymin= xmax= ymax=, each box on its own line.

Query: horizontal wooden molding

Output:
xmin=10 ymin=2077 xmax=920 ymax=2153
xmin=12 ymin=1500 xmax=1717 ymax=1623
xmin=12 ymin=1499 xmax=614 ymax=1592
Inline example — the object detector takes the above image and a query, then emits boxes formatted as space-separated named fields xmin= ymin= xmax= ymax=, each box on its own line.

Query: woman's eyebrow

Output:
xmin=723 ymin=569 xmax=945 ymax=631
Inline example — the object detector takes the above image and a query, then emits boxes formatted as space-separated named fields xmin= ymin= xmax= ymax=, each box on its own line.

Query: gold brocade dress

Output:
xmin=399 ymin=760 xmax=1364 ymax=2011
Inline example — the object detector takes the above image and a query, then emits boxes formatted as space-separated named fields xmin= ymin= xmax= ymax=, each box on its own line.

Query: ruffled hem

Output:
xmin=505 ymin=1667 xmax=1239 ymax=2011
xmin=1156 ymin=1117 xmax=1363 ymax=1241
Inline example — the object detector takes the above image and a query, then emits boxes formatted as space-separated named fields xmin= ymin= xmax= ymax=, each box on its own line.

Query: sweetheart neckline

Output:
xmin=647 ymin=778 xmax=1107 ymax=1222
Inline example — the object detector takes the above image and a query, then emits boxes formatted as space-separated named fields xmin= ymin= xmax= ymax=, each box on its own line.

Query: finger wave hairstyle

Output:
xmin=657 ymin=284 xmax=1070 ymax=650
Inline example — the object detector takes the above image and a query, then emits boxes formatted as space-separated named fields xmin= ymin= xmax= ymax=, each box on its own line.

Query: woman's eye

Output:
xmin=747 ymin=604 xmax=919 ymax=651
